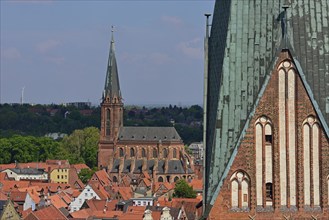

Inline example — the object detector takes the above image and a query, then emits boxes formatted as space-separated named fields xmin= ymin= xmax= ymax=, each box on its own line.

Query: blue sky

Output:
xmin=1 ymin=0 xmax=214 ymax=106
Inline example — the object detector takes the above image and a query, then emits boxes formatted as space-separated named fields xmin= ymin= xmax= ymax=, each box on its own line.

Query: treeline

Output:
xmin=0 ymin=104 xmax=202 ymax=145
xmin=0 ymin=127 xmax=99 ymax=168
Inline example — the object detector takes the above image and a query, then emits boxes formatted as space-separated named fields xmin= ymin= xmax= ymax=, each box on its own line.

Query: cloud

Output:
xmin=36 ymin=39 xmax=61 ymax=53
xmin=177 ymin=38 xmax=203 ymax=59
xmin=161 ymin=16 xmax=184 ymax=28
xmin=1 ymin=48 xmax=22 ymax=60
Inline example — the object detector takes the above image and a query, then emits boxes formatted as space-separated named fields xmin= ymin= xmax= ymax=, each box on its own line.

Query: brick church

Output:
xmin=97 ymin=30 xmax=195 ymax=184
xmin=203 ymin=0 xmax=329 ymax=219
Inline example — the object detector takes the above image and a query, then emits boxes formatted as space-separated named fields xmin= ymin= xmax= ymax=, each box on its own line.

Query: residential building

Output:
xmin=2 ymin=168 xmax=47 ymax=181
xmin=98 ymin=30 xmax=195 ymax=184
xmin=50 ymin=168 xmax=69 ymax=184
xmin=69 ymin=184 xmax=101 ymax=212
xmin=188 ymin=142 xmax=203 ymax=163
xmin=0 ymin=199 xmax=21 ymax=220
xmin=203 ymin=0 xmax=329 ymax=219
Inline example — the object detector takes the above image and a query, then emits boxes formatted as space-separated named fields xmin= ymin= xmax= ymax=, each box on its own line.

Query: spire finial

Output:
xmin=281 ymin=5 xmax=289 ymax=48
xmin=111 ymin=25 xmax=115 ymax=43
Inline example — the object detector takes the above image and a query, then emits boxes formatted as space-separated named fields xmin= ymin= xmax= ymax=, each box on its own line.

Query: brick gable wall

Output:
xmin=209 ymin=51 xmax=329 ymax=219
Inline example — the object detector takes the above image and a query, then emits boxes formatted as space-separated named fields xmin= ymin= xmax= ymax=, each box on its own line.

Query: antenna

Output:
xmin=20 ymin=86 xmax=25 ymax=105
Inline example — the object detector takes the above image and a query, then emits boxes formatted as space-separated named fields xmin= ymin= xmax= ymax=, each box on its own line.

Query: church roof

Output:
xmin=103 ymin=29 xmax=121 ymax=100
xmin=204 ymin=0 xmax=329 ymax=216
xmin=118 ymin=126 xmax=182 ymax=142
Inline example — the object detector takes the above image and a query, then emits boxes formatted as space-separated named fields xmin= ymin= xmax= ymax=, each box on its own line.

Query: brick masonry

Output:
xmin=209 ymin=51 xmax=329 ymax=219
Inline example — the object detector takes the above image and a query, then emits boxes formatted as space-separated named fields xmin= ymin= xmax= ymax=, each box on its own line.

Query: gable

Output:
xmin=208 ymin=50 xmax=329 ymax=219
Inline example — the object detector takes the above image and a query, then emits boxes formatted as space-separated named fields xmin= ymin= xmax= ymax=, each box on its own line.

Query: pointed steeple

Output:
xmin=103 ymin=26 xmax=121 ymax=102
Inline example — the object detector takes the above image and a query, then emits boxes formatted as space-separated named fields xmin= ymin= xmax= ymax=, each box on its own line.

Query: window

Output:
xmin=230 ymin=171 xmax=250 ymax=209
xmin=113 ymin=176 xmax=118 ymax=182
xmin=163 ymin=148 xmax=168 ymax=158
xmin=266 ymin=183 xmax=273 ymax=200
xmin=106 ymin=109 xmax=110 ymax=136
xmin=265 ymin=135 xmax=272 ymax=144
xmin=158 ymin=176 xmax=164 ymax=182
xmin=153 ymin=149 xmax=157 ymax=158
xmin=130 ymin=148 xmax=135 ymax=157
xmin=173 ymin=148 xmax=177 ymax=158
xmin=57 ymin=175 xmax=60 ymax=179
xmin=119 ymin=148 xmax=124 ymax=157
xmin=142 ymin=148 xmax=146 ymax=157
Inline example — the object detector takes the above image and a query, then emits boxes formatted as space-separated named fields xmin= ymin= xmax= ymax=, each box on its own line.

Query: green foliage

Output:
xmin=60 ymin=127 xmax=99 ymax=168
xmin=0 ymin=135 xmax=67 ymax=163
xmin=173 ymin=179 xmax=197 ymax=198
xmin=78 ymin=168 xmax=96 ymax=184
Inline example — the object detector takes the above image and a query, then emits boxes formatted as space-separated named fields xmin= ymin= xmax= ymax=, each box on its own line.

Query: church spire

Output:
xmin=103 ymin=26 xmax=121 ymax=102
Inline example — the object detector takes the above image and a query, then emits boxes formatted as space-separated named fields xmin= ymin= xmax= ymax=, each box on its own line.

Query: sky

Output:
xmin=1 ymin=0 xmax=215 ymax=106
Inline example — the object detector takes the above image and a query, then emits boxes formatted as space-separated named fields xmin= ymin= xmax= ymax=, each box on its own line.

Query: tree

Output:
xmin=78 ymin=168 xmax=96 ymax=184
xmin=60 ymin=127 xmax=99 ymax=168
xmin=173 ymin=179 xmax=197 ymax=198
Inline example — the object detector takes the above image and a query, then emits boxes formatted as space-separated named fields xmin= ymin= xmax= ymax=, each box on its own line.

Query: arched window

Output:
xmin=163 ymin=148 xmax=168 ymax=158
xmin=158 ymin=176 xmax=163 ymax=182
xmin=106 ymin=109 xmax=110 ymax=136
xmin=266 ymin=183 xmax=273 ymax=200
xmin=230 ymin=171 xmax=250 ymax=209
xmin=113 ymin=176 xmax=118 ymax=182
xmin=303 ymin=116 xmax=320 ymax=206
xmin=130 ymin=148 xmax=135 ymax=157
xmin=173 ymin=148 xmax=177 ymax=159
xmin=255 ymin=116 xmax=273 ymax=207
xmin=153 ymin=149 xmax=158 ymax=158
xmin=142 ymin=148 xmax=146 ymax=157
xmin=174 ymin=176 xmax=179 ymax=182
xmin=119 ymin=148 xmax=124 ymax=157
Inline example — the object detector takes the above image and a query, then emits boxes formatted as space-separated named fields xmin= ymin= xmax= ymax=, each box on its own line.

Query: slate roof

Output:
xmin=204 ymin=0 xmax=329 ymax=216
xmin=8 ymin=168 xmax=45 ymax=175
xmin=103 ymin=30 xmax=121 ymax=100
xmin=118 ymin=126 xmax=182 ymax=142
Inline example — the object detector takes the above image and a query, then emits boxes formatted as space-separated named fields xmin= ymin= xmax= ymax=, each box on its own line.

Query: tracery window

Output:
xmin=230 ymin=171 xmax=250 ymax=209
xmin=303 ymin=116 xmax=320 ymax=206
xmin=142 ymin=148 xmax=146 ymax=157
xmin=153 ymin=149 xmax=158 ymax=158
xmin=106 ymin=109 xmax=110 ymax=136
xmin=119 ymin=148 xmax=124 ymax=157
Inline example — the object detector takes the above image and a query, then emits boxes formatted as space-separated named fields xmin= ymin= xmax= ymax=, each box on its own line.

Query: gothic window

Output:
xmin=158 ymin=176 xmax=164 ymax=182
xmin=113 ymin=176 xmax=118 ymax=182
xmin=255 ymin=116 xmax=273 ymax=207
xmin=266 ymin=183 xmax=273 ymax=200
xmin=142 ymin=148 xmax=146 ymax=157
xmin=119 ymin=148 xmax=124 ymax=157
xmin=163 ymin=148 xmax=168 ymax=158
xmin=153 ymin=149 xmax=158 ymax=158
xmin=230 ymin=171 xmax=250 ymax=209
xmin=130 ymin=148 xmax=135 ymax=157
xmin=106 ymin=109 xmax=111 ymax=136
xmin=174 ymin=176 xmax=179 ymax=182
xmin=303 ymin=116 xmax=320 ymax=206
xmin=173 ymin=148 xmax=177 ymax=159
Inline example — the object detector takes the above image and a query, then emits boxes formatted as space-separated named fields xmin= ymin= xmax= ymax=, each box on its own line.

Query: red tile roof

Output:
xmin=49 ymin=194 xmax=68 ymax=209
xmin=89 ymin=170 xmax=111 ymax=187
xmin=90 ymin=184 xmax=110 ymax=200
xmin=0 ymin=180 xmax=30 ymax=192
xmin=10 ymin=191 xmax=27 ymax=202
xmin=71 ymin=164 xmax=90 ymax=172
xmin=85 ymin=198 xmax=118 ymax=211
xmin=18 ymin=187 xmax=41 ymax=204
xmin=25 ymin=205 xmax=68 ymax=220
xmin=68 ymin=168 xmax=84 ymax=189
xmin=0 ymin=172 xmax=8 ymax=180
xmin=189 ymin=179 xmax=203 ymax=191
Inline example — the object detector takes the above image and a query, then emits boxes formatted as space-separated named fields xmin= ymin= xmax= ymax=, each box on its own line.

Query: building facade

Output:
xmin=98 ymin=31 xmax=194 ymax=184
xmin=203 ymin=0 xmax=329 ymax=219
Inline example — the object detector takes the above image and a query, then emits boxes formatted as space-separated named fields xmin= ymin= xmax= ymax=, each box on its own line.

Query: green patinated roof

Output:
xmin=103 ymin=31 xmax=121 ymax=100
xmin=204 ymin=0 xmax=329 ymax=216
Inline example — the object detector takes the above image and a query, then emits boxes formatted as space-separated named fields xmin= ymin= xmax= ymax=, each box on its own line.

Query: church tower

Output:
xmin=98 ymin=29 xmax=123 ymax=170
